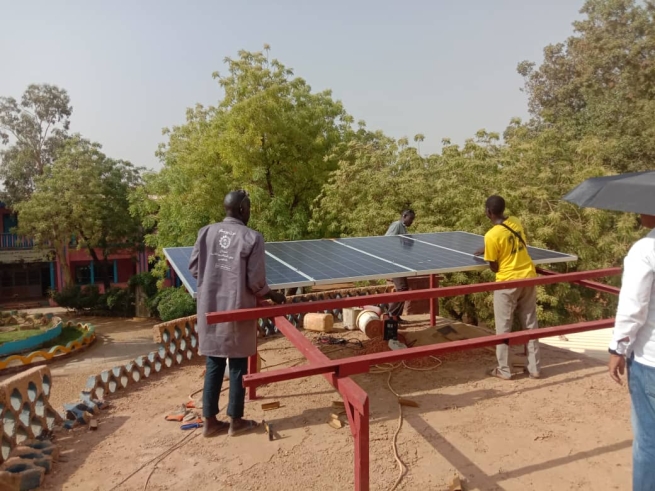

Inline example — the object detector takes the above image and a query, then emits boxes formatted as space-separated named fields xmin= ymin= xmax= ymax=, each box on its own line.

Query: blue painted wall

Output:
xmin=0 ymin=321 xmax=63 ymax=356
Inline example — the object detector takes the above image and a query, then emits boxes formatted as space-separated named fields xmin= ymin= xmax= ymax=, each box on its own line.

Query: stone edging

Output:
xmin=0 ymin=321 xmax=96 ymax=372
xmin=0 ymin=317 xmax=63 ymax=358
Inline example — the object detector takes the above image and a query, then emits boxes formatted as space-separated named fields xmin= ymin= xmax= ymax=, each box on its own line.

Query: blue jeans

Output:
xmin=628 ymin=356 xmax=655 ymax=491
xmin=203 ymin=356 xmax=248 ymax=420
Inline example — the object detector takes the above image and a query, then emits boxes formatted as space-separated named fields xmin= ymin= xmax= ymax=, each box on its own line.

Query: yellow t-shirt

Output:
xmin=483 ymin=216 xmax=536 ymax=282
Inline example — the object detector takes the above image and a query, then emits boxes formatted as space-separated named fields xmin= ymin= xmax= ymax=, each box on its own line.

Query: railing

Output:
xmin=206 ymin=267 xmax=623 ymax=491
xmin=0 ymin=233 xmax=34 ymax=250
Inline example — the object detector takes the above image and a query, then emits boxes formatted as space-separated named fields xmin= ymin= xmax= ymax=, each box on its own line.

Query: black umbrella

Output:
xmin=563 ymin=171 xmax=655 ymax=215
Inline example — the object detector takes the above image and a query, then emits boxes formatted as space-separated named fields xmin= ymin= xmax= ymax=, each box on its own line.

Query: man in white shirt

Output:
xmin=608 ymin=214 xmax=655 ymax=491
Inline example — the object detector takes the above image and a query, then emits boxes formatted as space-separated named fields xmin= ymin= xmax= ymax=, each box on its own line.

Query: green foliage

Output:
xmin=518 ymin=0 xmax=655 ymax=174
xmin=15 ymin=135 xmax=143 ymax=288
xmin=52 ymin=285 xmax=101 ymax=311
xmin=52 ymin=284 xmax=135 ymax=316
xmin=131 ymin=5 xmax=653 ymax=328
xmin=131 ymin=46 xmax=352 ymax=273
xmin=0 ymin=84 xmax=72 ymax=205
xmin=155 ymin=288 xmax=196 ymax=322
xmin=128 ymin=271 xmax=159 ymax=299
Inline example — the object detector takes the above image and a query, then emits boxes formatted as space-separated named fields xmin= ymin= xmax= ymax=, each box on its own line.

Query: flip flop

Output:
xmin=204 ymin=420 xmax=230 ymax=437
xmin=487 ymin=368 xmax=512 ymax=381
xmin=228 ymin=419 xmax=259 ymax=437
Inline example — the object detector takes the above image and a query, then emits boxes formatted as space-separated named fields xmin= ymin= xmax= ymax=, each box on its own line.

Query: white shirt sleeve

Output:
xmin=611 ymin=240 xmax=655 ymax=354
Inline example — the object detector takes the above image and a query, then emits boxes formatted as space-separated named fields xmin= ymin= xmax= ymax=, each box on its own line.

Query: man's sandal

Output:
xmin=487 ymin=368 xmax=512 ymax=381
xmin=228 ymin=419 xmax=259 ymax=437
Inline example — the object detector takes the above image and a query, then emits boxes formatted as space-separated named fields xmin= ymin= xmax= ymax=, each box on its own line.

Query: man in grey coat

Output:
xmin=190 ymin=190 xmax=285 ymax=437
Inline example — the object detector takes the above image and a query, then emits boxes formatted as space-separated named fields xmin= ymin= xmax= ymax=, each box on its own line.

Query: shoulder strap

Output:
xmin=498 ymin=222 xmax=528 ymax=249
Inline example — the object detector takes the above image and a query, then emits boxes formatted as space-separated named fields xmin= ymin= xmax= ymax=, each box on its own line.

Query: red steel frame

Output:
xmin=206 ymin=267 xmax=622 ymax=491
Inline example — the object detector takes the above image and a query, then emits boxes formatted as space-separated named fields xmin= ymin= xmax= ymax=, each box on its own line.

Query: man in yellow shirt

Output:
xmin=474 ymin=195 xmax=541 ymax=380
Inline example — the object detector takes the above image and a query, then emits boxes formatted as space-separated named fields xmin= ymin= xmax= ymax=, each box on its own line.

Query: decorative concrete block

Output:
xmin=111 ymin=366 xmax=129 ymax=390
xmin=8 ymin=448 xmax=52 ymax=474
xmin=0 ymin=458 xmax=45 ymax=490
xmin=21 ymin=440 xmax=59 ymax=462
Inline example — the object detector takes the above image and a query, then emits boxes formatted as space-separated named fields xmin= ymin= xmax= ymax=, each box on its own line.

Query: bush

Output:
xmin=53 ymin=285 xmax=101 ymax=311
xmin=128 ymin=271 xmax=158 ymax=299
xmin=99 ymin=287 xmax=135 ymax=316
xmin=155 ymin=287 xmax=196 ymax=322
xmin=52 ymin=284 xmax=134 ymax=316
xmin=128 ymin=271 xmax=159 ymax=316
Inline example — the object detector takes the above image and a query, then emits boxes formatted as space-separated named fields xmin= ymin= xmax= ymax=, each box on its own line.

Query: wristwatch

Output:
xmin=608 ymin=339 xmax=627 ymax=357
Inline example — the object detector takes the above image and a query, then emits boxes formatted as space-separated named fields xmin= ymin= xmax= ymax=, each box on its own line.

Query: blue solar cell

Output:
xmin=265 ymin=239 xmax=411 ymax=284
xmin=165 ymin=230 xmax=577 ymax=297
xmin=338 ymin=235 xmax=487 ymax=273
xmin=163 ymin=246 xmax=313 ymax=297
xmin=406 ymin=231 xmax=577 ymax=265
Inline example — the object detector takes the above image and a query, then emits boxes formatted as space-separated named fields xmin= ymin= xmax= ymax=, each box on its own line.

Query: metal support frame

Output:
xmin=429 ymin=273 xmax=439 ymax=326
xmin=207 ymin=267 xmax=621 ymax=491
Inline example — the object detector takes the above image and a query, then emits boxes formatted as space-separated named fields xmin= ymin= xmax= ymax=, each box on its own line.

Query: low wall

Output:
xmin=0 ymin=366 xmax=63 ymax=465
xmin=0 ymin=320 xmax=63 ymax=357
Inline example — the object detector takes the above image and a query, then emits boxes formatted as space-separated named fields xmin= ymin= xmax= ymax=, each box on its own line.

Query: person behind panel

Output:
xmin=189 ymin=190 xmax=286 ymax=437
xmin=385 ymin=209 xmax=415 ymax=324
xmin=474 ymin=195 xmax=541 ymax=380
xmin=607 ymin=214 xmax=655 ymax=491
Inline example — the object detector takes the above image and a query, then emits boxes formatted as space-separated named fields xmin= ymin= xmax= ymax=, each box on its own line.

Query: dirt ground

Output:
xmin=44 ymin=316 xmax=160 ymax=410
xmin=36 ymin=314 xmax=633 ymax=491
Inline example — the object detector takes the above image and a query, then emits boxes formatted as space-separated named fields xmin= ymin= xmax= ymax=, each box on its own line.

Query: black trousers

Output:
xmin=202 ymin=356 xmax=248 ymax=419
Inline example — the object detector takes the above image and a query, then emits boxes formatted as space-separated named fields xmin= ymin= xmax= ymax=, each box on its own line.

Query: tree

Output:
xmin=0 ymin=84 xmax=72 ymax=205
xmin=16 ymin=136 xmax=143 ymax=290
xmin=137 ymin=46 xmax=352 ymax=263
xmin=518 ymin=0 xmax=655 ymax=173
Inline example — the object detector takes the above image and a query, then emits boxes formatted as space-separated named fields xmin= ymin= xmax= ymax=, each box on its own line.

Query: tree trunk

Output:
xmin=85 ymin=246 xmax=111 ymax=291
xmin=100 ymin=258 xmax=112 ymax=291
xmin=56 ymin=243 xmax=73 ymax=287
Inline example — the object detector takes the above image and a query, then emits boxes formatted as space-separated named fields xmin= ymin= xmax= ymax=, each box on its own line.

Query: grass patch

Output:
xmin=0 ymin=329 xmax=42 ymax=344
xmin=45 ymin=326 xmax=86 ymax=348
xmin=0 ymin=325 xmax=85 ymax=349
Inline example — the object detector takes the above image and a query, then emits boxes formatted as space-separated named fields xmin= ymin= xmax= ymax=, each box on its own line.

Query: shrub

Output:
xmin=128 ymin=272 xmax=159 ymax=316
xmin=155 ymin=287 xmax=196 ymax=321
xmin=53 ymin=284 xmax=134 ymax=316
xmin=99 ymin=287 xmax=135 ymax=316
xmin=128 ymin=272 xmax=158 ymax=299
xmin=52 ymin=285 xmax=101 ymax=311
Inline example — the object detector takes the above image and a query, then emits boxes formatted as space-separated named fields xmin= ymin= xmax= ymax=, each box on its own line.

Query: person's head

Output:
xmin=401 ymin=209 xmax=415 ymax=227
xmin=485 ymin=195 xmax=506 ymax=220
xmin=640 ymin=214 xmax=655 ymax=229
xmin=224 ymin=189 xmax=251 ymax=225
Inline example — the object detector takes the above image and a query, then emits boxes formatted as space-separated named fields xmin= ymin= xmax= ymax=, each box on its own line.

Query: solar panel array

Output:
xmin=164 ymin=231 xmax=578 ymax=297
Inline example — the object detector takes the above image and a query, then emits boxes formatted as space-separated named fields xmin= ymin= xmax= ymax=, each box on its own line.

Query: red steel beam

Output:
xmin=271 ymin=315 xmax=370 ymax=489
xmin=207 ymin=268 xmax=621 ymax=325
xmin=536 ymin=267 xmax=621 ymax=295
xmin=244 ymin=317 xmax=615 ymax=386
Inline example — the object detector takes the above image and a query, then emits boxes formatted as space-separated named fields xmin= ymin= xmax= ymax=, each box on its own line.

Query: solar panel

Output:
xmin=406 ymin=231 xmax=577 ymax=265
xmin=163 ymin=246 xmax=314 ymax=298
xmin=265 ymin=239 xmax=411 ymax=285
xmin=337 ymin=235 xmax=487 ymax=274
xmin=163 ymin=247 xmax=197 ymax=296
xmin=165 ymin=230 xmax=577 ymax=297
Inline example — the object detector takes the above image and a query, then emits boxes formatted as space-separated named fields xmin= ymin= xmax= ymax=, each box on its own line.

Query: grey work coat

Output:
xmin=189 ymin=217 xmax=271 ymax=358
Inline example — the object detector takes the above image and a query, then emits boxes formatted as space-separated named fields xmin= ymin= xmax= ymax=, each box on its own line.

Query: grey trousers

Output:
xmin=389 ymin=277 xmax=409 ymax=317
xmin=493 ymin=286 xmax=541 ymax=378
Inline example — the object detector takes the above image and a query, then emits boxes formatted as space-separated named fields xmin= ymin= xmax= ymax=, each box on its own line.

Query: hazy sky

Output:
xmin=1 ymin=0 xmax=585 ymax=170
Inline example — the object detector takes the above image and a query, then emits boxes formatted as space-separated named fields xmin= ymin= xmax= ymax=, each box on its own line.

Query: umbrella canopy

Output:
xmin=563 ymin=171 xmax=655 ymax=215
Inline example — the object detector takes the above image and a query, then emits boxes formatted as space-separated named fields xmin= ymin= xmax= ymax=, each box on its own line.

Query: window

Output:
xmin=75 ymin=265 xmax=92 ymax=285
xmin=13 ymin=271 xmax=27 ymax=286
